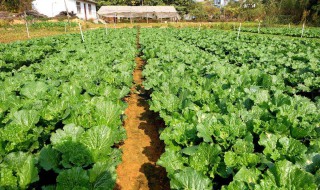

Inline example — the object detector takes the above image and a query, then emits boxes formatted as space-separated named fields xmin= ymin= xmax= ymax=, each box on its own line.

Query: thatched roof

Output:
xmin=98 ymin=6 xmax=180 ymax=19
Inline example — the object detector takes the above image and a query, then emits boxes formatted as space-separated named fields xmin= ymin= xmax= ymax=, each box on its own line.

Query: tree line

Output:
xmin=223 ymin=0 xmax=320 ymax=25
xmin=97 ymin=0 xmax=319 ymax=25
xmin=0 ymin=0 xmax=319 ymax=25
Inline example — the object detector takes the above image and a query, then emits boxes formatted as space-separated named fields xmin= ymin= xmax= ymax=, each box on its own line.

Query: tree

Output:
xmin=223 ymin=1 xmax=241 ymax=20
xmin=203 ymin=1 xmax=220 ymax=19
xmin=308 ymin=0 xmax=320 ymax=25
xmin=239 ymin=0 xmax=265 ymax=21
xmin=97 ymin=0 xmax=130 ymax=7
xmin=263 ymin=0 xmax=309 ymax=24
xmin=189 ymin=2 xmax=208 ymax=20
xmin=0 ymin=0 xmax=32 ymax=12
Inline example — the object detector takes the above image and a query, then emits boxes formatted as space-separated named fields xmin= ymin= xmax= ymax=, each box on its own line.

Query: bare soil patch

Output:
xmin=115 ymin=31 xmax=169 ymax=190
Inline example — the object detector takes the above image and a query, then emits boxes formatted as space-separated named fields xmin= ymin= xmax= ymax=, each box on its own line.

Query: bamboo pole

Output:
xmin=301 ymin=22 xmax=305 ymax=38
xmin=24 ymin=11 xmax=30 ymax=38
xmin=237 ymin=23 xmax=242 ymax=40
xmin=78 ymin=22 xmax=84 ymax=42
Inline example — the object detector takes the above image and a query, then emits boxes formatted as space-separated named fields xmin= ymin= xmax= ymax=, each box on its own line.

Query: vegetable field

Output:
xmin=141 ymin=28 xmax=320 ymax=189
xmin=0 ymin=26 xmax=319 ymax=190
xmin=0 ymin=29 xmax=136 ymax=189
xmin=239 ymin=26 xmax=320 ymax=39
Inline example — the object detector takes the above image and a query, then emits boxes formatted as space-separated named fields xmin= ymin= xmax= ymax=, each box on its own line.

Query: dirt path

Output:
xmin=115 ymin=30 xmax=169 ymax=190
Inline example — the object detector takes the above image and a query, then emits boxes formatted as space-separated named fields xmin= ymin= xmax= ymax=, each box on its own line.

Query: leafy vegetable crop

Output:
xmin=0 ymin=29 xmax=136 ymax=189
xmin=141 ymin=28 xmax=320 ymax=189
xmin=238 ymin=26 xmax=320 ymax=38
xmin=176 ymin=28 xmax=320 ymax=95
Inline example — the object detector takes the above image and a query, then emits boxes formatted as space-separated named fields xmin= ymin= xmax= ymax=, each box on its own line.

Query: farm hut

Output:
xmin=32 ymin=0 xmax=97 ymax=20
xmin=97 ymin=6 xmax=180 ymax=23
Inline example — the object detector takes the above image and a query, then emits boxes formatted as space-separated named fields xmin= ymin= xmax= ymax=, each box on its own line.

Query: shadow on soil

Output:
xmin=137 ymin=94 xmax=170 ymax=190
xmin=114 ymin=183 xmax=121 ymax=190
xmin=139 ymin=163 xmax=170 ymax=190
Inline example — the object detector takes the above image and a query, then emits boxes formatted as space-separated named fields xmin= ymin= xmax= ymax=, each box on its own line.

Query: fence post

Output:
xmin=258 ymin=21 xmax=261 ymax=34
xmin=301 ymin=22 xmax=305 ymax=38
xmin=147 ymin=13 xmax=149 ymax=24
xmin=237 ymin=23 xmax=241 ymax=40
xmin=24 ymin=11 xmax=30 ymax=38
xmin=130 ymin=12 xmax=132 ymax=24
xmin=78 ymin=22 xmax=84 ymax=42
xmin=114 ymin=13 xmax=116 ymax=29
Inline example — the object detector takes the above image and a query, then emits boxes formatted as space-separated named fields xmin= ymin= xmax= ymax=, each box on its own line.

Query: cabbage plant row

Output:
xmin=0 ymin=29 xmax=136 ymax=189
xmin=238 ymin=26 xmax=320 ymax=38
xmin=176 ymin=28 xmax=320 ymax=94
xmin=141 ymin=28 xmax=320 ymax=189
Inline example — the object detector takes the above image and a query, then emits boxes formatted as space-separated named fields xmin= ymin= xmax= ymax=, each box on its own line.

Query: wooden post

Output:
xmin=78 ymin=22 xmax=84 ymax=42
xmin=289 ymin=23 xmax=291 ymax=28
xmin=301 ymin=22 xmax=305 ymax=38
xmin=258 ymin=21 xmax=261 ymax=34
xmin=130 ymin=12 xmax=132 ymax=24
xmin=237 ymin=23 xmax=241 ymax=40
xmin=114 ymin=13 xmax=116 ymax=29
xmin=147 ymin=13 xmax=149 ymax=24
xmin=24 ymin=11 xmax=30 ymax=38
